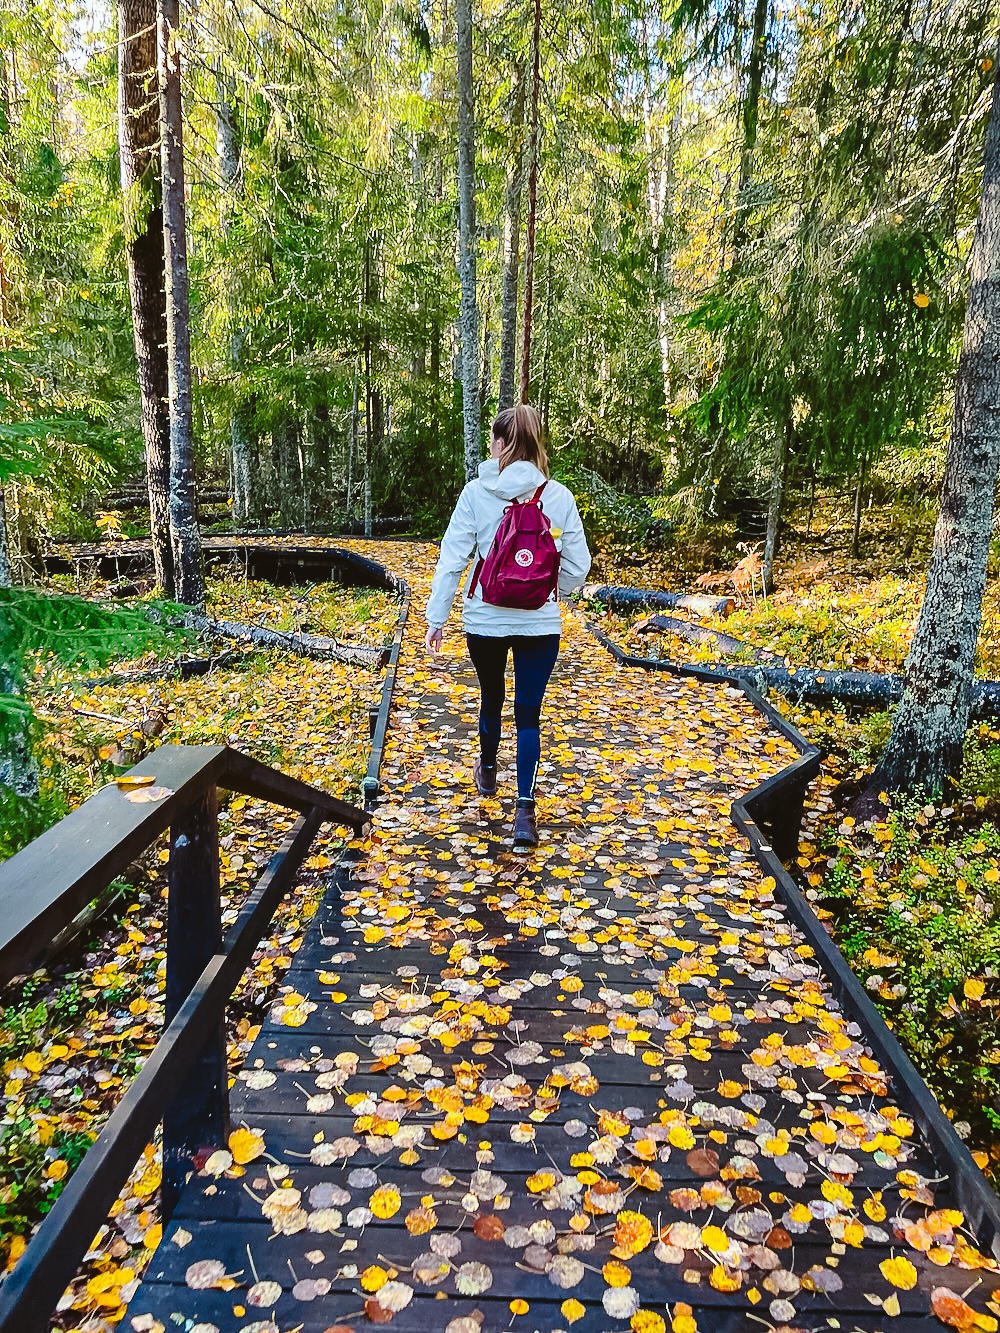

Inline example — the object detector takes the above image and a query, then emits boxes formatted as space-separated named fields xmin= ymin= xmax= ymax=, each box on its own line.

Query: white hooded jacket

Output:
xmin=425 ymin=459 xmax=592 ymax=637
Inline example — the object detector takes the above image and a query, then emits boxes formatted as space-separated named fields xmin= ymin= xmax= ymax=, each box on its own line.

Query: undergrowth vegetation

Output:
xmin=800 ymin=802 xmax=1000 ymax=1166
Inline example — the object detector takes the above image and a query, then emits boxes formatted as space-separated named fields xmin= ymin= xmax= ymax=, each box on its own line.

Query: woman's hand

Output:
xmin=425 ymin=626 xmax=444 ymax=655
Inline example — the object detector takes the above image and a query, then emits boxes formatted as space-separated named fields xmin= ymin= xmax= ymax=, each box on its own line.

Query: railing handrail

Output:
xmin=0 ymin=743 xmax=366 ymax=988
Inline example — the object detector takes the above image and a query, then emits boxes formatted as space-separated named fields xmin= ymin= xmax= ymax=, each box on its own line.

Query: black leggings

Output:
xmin=465 ymin=633 xmax=560 ymax=801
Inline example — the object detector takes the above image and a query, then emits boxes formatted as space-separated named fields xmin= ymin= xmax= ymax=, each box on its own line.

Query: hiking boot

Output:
xmin=474 ymin=758 xmax=498 ymax=796
xmin=512 ymin=802 xmax=538 ymax=853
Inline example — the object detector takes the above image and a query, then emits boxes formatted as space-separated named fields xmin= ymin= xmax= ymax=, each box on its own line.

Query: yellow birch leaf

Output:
xmin=880 ymin=1255 xmax=917 ymax=1290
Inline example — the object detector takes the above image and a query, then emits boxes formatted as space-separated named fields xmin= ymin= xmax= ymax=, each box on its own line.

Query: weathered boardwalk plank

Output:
xmin=128 ymin=539 xmax=1000 ymax=1333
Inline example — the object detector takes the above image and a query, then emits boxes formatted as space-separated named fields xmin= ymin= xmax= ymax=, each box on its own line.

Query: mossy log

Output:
xmin=635 ymin=613 xmax=779 ymax=662
xmin=729 ymin=663 xmax=1000 ymax=720
xmin=183 ymin=614 xmax=387 ymax=669
xmin=582 ymin=584 xmax=734 ymax=618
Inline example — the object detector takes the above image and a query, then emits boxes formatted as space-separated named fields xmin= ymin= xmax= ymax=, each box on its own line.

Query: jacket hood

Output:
xmin=477 ymin=458 xmax=547 ymax=500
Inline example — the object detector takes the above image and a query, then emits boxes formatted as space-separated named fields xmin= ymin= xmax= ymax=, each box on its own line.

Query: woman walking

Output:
xmin=424 ymin=404 xmax=591 ymax=852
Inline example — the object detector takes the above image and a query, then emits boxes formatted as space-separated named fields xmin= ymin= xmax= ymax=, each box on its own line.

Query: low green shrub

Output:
xmin=809 ymin=802 xmax=1000 ymax=1156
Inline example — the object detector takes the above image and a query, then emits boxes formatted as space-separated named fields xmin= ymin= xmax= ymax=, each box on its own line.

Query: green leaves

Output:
xmin=0 ymin=590 xmax=187 ymax=680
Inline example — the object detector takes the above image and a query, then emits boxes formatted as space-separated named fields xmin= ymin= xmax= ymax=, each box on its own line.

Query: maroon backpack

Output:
xmin=468 ymin=483 xmax=560 ymax=610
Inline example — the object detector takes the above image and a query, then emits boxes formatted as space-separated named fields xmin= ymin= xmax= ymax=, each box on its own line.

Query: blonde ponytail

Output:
xmin=492 ymin=403 xmax=549 ymax=476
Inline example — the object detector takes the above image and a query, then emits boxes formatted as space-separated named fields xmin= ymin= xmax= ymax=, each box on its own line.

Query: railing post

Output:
xmin=771 ymin=776 xmax=807 ymax=863
xmin=162 ymin=786 xmax=228 ymax=1220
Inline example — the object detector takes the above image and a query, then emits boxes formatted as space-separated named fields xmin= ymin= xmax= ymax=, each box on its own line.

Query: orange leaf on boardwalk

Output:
xmin=931 ymin=1287 xmax=999 ymax=1330
xmin=405 ymin=1204 xmax=436 ymax=1235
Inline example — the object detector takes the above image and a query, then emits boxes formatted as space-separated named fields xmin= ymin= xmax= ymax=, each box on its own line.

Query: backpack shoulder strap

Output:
xmin=467 ymin=556 xmax=485 ymax=599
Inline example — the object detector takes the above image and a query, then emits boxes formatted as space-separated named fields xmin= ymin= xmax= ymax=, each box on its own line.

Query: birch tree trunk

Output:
xmin=519 ymin=0 xmax=541 ymax=404
xmin=118 ymin=0 xmax=173 ymax=596
xmin=0 ymin=488 xmax=37 ymax=796
xmin=868 ymin=62 xmax=1000 ymax=799
xmin=347 ymin=368 xmax=358 ymax=520
xmin=157 ymin=0 xmax=204 ymax=605
xmin=479 ymin=306 xmax=492 ymax=420
xmin=363 ymin=238 xmax=379 ymax=538
xmin=216 ymin=74 xmax=256 ymax=528
xmin=498 ymin=66 xmax=525 ymax=413
xmin=0 ymin=694 xmax=38 ymax=801
xmin=273 ymin=413 xmax=303 ymax=529
xmin=641 ymin=20 xmax=679 ymax=406
xmin=455 ymin=0 xmax=481 ymax=478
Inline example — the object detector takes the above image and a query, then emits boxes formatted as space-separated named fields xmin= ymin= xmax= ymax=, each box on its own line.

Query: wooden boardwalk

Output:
xmin=129 ymin=541 xmax=1000 ymax=1333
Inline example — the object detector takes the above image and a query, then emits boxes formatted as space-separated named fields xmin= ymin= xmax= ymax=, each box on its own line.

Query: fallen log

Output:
xmin=581 ymin=584 xmax=734 ymax=618
xmin=588 ymin=618 xmax=1000 ymax=719
xmin=635 ymin=613 xmax=780 ymax=663
xmin=184 ymin=614 xmax=387 ymax=669
xmin=727 ymin=662 xmax=1000 ymax=721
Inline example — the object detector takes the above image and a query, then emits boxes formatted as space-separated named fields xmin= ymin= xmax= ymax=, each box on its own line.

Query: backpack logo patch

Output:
xmin=515 ymin=548 xmax=534 ymax=567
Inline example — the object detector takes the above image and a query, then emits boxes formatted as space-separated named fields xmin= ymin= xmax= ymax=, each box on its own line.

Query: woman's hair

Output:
xmin=492 ymin=403 xmax=549 ymax=476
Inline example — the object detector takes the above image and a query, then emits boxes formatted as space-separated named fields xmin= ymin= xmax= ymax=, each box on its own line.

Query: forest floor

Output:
xmin=589 ymin=496 xmax=1000 ymax=1182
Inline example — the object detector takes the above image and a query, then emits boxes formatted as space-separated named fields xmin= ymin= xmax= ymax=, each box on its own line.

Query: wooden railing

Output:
xmin=730 ymin=700 xmax=1000 ymax=1259
xmin=0 ymin=744 xmax=369 ymax=1333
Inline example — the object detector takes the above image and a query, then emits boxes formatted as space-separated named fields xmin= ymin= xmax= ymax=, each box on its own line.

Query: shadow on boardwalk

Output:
xmin=130 ymin=539 xmax=1000 ymax=1333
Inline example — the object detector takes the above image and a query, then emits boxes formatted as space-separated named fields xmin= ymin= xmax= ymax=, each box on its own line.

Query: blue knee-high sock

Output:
xmin=516 ymin=727 xmax=540 ymax=801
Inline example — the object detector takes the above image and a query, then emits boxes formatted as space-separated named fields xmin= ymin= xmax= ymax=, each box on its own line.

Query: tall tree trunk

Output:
xmin=0 ymin=484 xmax=11 ymax=588
xmin=216 ymin=73 xmax=256 ymax=530
xmin=731 ymin=0 xmax=769 ymax=263
xmin=363 ymin=238 xmax=381 ymax=538
xmin=498 ymin=66 xmax=526 ymax=413
xmin=519 ymin=0 xmax=541 ymax=404
xmin=455 ymin=0 xmax=481 ymax=478
xmin=641 ymin=22 xmax=679 ymax=406
xmin=0 ymin=695 xmax=38 ymax=801
xmin=0 ymin=55 xmax=13 ymax=328
xmin=0 ymin=485 xmax=37 ymax=798
xmin=118 ymin=0 xmax=173 ymax=595
xmin=347 ymin=367 xmax=359 ymax=521
xmin=272 ymin=413 xmax=303 ymax=529
xmin=540 ymin=246 xmax=553 ymax=436
xmin=363 ymin=353 xmax=373 ymax=539
xmin=868 ymin=62 xmax=1000 ymax=799
xmin=157 ymin=0 xmax=204 ymax=605
xmin=480 ymin=305 xmax=492 ymax=420
xmin=851 ymin=449 xmax=868 ymax=558
xmin=231 ymin=384 xmax=257 ymax=527
xmin=762 ymin=415 xmax=789 ymax=591
xmin=310 ymin=403 xmax=331 ymax=531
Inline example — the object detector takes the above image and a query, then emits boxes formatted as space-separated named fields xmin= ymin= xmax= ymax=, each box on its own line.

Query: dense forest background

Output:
xmin=1 ymin=0 xmax=996 ymax=564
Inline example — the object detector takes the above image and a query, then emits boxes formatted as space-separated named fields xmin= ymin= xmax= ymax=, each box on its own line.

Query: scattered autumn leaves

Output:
xmin=122 ymin=539 xmax=1000 ymax=1333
